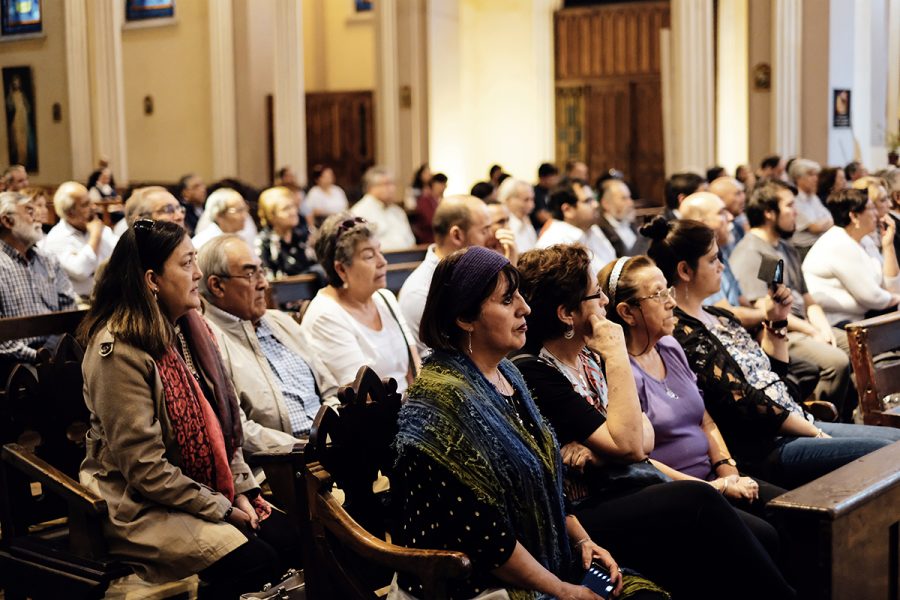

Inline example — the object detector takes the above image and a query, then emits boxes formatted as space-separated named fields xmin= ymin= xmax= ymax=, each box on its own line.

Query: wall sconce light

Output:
xmin=52 ymin=102 xmax=62 ymax=122
xmin=752 ymin=64 xmax=771 ymax=91
xmin=143 ymin=95 xmax=154 ymax=115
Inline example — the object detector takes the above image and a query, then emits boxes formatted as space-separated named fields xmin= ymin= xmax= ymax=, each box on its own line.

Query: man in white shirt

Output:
xmin=790 ymin=158 xmax=833 ymax=257
xmin=535 ymin=180 xmax=616 ymax=274
xmin=43 ymin=181 xmax=116 ymax=300
xmin=497 ymin=177 xmax=537 ymax=252
xmin=350 ymin=166 xmax=415 ymax=251
xmin=399 ymin=196 xmax=494 ymax=355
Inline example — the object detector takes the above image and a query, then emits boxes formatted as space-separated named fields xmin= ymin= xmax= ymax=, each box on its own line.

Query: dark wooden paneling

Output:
xmin=305 ymin=91 xmax=375 ymax=197
xmin=555 ymin=3 xmax=668 ymax=205
xmin=555 ymin=3 xmax=669 ymax=81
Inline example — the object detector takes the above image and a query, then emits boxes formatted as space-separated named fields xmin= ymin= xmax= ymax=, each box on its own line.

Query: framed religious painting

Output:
xmin=3 ymin=66 xmax=38 ymax=171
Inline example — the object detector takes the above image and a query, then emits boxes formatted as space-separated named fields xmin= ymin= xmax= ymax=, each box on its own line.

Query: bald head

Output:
xmin=681 ymin=192 xmax=732 ymax=247
xmin=708 ymin=177 xmax=746 ymax=217
xmin=431 ymin=195 xmax=492 ymax=255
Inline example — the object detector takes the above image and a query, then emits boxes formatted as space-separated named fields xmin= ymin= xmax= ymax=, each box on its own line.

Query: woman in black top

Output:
xmin=254 ymin=186 xmax=318 ymax=278
xmin=515 ymin=244 xmax=795 ymax=600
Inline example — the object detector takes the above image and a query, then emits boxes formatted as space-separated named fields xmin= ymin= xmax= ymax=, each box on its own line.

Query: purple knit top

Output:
xmin=630 ymin=336 xmax=711 ymax=479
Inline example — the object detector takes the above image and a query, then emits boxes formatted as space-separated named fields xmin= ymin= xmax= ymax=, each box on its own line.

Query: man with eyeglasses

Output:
xmin=0 ymin=191 xmax=77 ymax=371
xmin=198 ymin=235 xmax=336 ymax=455
xmin=113 ymin=187 xmax=186 ymax=238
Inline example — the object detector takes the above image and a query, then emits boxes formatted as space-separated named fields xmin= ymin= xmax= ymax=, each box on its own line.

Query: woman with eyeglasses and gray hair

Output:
xmin=298 ymin=212 xmax=420 ymax=398
xmin=514 ymin=244 xmax=794 ymax=600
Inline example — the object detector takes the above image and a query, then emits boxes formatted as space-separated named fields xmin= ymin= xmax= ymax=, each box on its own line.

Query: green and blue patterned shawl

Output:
xmin=395 ymin=350 xmax=570 ymax=600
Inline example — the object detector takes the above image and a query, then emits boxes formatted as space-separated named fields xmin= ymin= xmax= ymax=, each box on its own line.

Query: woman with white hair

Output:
xmin=43 ymin=181 xmax=117 ymax=300
xmin=192 ymin=188 xmax=251 ymax=250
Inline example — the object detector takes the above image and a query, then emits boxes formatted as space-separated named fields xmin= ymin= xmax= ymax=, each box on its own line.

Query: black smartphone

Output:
xmin=581 ymin=561 xmax=615 ymax=598
xmin=757 ymin=255 xmax=784 ymax=291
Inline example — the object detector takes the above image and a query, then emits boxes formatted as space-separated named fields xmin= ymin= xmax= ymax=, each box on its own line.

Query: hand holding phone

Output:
xmin=581 ymin=561 xmax=616 ymax=599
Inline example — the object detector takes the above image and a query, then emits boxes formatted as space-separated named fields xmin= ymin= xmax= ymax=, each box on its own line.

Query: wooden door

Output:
xmin=305 ymin=91 xmax=375 ymax=199
xmin=555 ymin=2 xmax=669 ymax=205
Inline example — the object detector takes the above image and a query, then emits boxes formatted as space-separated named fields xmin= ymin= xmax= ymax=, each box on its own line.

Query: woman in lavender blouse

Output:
xmin=599 ymin=255 xmax=786 ymax=518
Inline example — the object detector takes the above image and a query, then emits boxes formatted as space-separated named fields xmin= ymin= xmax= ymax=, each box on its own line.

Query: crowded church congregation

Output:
xmin=3 ymin=1 xmax=900 ymax=599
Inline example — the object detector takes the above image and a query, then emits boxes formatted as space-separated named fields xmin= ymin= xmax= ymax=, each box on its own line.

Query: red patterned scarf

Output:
xmin=155 ymin=310 xmax=244 ymax=502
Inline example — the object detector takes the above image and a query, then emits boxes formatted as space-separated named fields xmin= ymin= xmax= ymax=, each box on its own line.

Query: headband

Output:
xmin=448 ymin=247 xmax=510 ymax=310
xmin=607 ymin=256 xmax=630 ymax=304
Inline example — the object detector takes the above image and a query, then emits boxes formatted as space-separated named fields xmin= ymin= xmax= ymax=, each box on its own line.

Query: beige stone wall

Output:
xmin=0 ymin=1 xmax=73 ymax=184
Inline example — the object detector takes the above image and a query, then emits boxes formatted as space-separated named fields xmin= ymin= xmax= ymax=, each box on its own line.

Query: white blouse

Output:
xmin=802 ymin=226 xmax=900 ymax=325
xmin=298 ymin=288 xmax=414 ymax=397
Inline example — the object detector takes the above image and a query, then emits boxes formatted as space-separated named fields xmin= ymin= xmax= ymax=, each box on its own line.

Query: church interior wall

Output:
xmin=117 ymin=0 xmax=214 ymax=182
xmin=0 ymin=0 xmax=73 ymax=185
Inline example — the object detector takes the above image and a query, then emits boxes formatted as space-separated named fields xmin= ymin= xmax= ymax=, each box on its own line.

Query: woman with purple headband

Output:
xmin=392 ymin=246 xmax=668 ymax=599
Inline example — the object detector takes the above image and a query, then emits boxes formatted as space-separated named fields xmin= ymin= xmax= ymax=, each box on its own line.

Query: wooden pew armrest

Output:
xmin=769 ymin=440 xmax=900 ymax=517
xmin=308 ymin=463 xmax=471 ymax=582
xmin=245 ymin=443 xmax=307 ymax=466
xmin=2 ymin=443 xmax=107 ymax=516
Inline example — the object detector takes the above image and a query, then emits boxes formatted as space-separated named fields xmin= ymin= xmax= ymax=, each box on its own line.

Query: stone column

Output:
xmin=64 ymin=0 xmax=93 ymax=182
xmin=670 ymin=0 xmax=715 ymax=172
xmin=772 ymin=0 xmax=801 ymax=157
xmin=273 ymin=0 xmax=307 ymax=183
xmin=209 ymin=0 xmax=238 ymax=179
xmin=89 ymin=0 xmax=128 ymax=183
xmin=375 ymin=0 xmax=401 ymax=172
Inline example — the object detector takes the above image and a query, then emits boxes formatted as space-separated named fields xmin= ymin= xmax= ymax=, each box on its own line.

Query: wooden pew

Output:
xmin=769 ymin=441 xmax=900 ymax=600
xmin=266 ymin=262 xmax=421 ymax=310
xmin=266 ymin=273 xmax=319 ymax=310
xmin=846 ymin=312 xmax=900 ymax=428
xmin=0 ymin=309 xmax=87 ymax=344
xmin=383 ymin=244 xmax=428 ymax=265
xmin=385 ymin=261 xmax=419 ymax=294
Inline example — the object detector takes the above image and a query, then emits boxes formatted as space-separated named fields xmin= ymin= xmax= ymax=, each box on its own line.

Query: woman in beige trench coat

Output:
xmin=78 ymin=219 xmax=300 ymax=598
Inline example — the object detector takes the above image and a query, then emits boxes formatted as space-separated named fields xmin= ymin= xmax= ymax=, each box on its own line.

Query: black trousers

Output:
xmin=199 ymin=508 xmax=302 ymax=599
xmin=574 ymin=481 xmax=795 ymax=600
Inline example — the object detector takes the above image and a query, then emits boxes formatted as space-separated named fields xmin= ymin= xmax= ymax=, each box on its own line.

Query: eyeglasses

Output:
xmin=225 ymin=204 xmax=249 ymax=215
xmin=217 ymin=265 xmax=266 ymax=282
xmin=634 ymin=286 xmax=676 ymax=304
xmin=581 ymin=291 xmax=606 ymax=302
xmin=153 ymin=204 xmax=186 ymax=216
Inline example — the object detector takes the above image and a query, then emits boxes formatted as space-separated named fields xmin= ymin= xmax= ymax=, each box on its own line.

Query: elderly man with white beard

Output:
xmin=0 ymin=191 xmax=77 ymax=367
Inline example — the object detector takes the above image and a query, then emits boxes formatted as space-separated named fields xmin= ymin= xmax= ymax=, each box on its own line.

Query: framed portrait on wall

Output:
xmin=1 ymin=0 xmax=42 ymax=37
xmin=125 ymin=0 xmax=174 ymax=22
xmin=355 ymin=0 xmax=372 ymax=13
xmin=3 ymin=66 xmax=38 ymax=172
